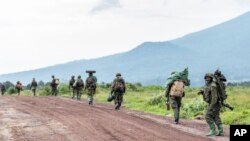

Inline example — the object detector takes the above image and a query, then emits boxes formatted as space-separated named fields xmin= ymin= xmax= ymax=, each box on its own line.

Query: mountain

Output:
xmin=1 ymin=12 xmax=250 ymax=86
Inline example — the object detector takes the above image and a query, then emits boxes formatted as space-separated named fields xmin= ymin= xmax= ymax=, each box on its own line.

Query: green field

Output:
xmin=3 ymin=84 xmax=250 ymax=125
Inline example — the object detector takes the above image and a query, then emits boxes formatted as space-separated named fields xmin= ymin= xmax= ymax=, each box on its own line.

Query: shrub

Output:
xmin=147 ymin=93 xmax=165 ymax=105
xmin=7 ymin=87 xmax=16 ymax=94
xmin=38 ymin=86 xmax=51 ymax=96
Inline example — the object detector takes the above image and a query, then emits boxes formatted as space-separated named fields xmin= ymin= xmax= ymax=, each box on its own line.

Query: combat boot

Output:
xmin=216 ymin=124 xmax=224 ymax=136
xmin=206 ymin=123 xmax=215 ymax=136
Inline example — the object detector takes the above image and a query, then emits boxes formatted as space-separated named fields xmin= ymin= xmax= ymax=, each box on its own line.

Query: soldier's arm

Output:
xmin=209 ymin=85 xmax=218 ymax=109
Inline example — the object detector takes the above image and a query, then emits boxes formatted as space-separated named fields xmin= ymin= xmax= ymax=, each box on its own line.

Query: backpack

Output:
xmin=86 ymin=76 xmax=96 ymax=89
xmin=114 ymin=78 xmax=125 ymax=92
xmin=16 ymin=83 xmax=22 ymax=90
xmin=170 ymin=80 xmax=184 ymax=97
xmin=55 ymin=79 xmax=60 ymax=85
xmin=77 ymin=79 xmax=84 ymax=87
xmin=69 ymin=79 xmax=75 ymax=86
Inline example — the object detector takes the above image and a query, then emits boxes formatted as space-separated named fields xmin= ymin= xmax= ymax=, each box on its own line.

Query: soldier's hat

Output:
xmin=116 ymin=73 xmax=121 ymax=77
xmin=86 ymin=70 xmax=96 ymax=74
xmin=204 ymin=73 xmax=214 ymax=79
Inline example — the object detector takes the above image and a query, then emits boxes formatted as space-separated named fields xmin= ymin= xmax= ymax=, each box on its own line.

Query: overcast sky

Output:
xmin=0 ymin=0 xmax=250 ymax=74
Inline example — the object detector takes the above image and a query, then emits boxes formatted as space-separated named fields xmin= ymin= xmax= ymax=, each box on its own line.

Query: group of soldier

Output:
xmin=165 ymin=69 xmax=231 ymax=137
xmin=0 ymin=68 xmax=231 ymax=137
xmin=67 ymin=71 xmax=97 ymax=105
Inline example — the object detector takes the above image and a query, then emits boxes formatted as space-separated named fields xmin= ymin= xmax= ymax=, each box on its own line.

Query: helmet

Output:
xmin=71 ymin=75 xmax=75 ymax=78
xmin=51 ymin=75 xmax=55 ymax=78
xmin=204 ymin=73 xmax=213 ymax=79
xmin=116 ymin=73 xmax=121 ymax=77
xmin=78 ymin=75 xmax=81 ymax=78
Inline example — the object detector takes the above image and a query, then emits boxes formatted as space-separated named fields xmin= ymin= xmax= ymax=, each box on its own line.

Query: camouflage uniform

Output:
xmin=165 ymin=80 xmax=185 ymax=124
xmin=202 ymin=73 xmax=223 ymax=136
xmin=50 ymin=75 xmax=58 ymax=96
xmin=15 ymin=81 xmax=22 ymax=96
xmin=0 ymin=83 xmax=6 ymax=96
xmin=75 ymin=76 xmax=84 ymax=101
xmin=30 ymin=78 xmax=38 ymax=96
xmin=85 ymin=73 xmax=97 ymax=105
xmin=69 ymin=76 xmax=76 ymax=99
xmin=111 ymin=73 xmax=126 ymax=110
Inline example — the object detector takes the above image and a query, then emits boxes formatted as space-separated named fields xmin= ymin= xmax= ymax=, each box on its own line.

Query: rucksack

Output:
xmin=77 ymin=79 xmax=84 ymax=87
xmin=69 ymin=79 xmax=75 ymax=86
xmin=114 ymin=78 xmax=125 ymax=92
xmin=86 ymin=76 xmax=96 ymax=88
xmin=170 ymin=80 xmax=184 ymax=97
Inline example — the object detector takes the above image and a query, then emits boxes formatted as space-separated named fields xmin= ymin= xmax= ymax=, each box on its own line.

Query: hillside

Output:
xmin=1 ymin=12 xmax=250 ymax=86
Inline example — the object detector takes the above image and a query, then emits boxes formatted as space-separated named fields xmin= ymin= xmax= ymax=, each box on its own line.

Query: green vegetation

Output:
xmin=3 ymin=83 xmax=250 ymax=125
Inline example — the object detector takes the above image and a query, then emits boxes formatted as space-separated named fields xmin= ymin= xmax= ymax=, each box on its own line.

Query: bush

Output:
xmin=7 ymin=87 xmax=16 ymax=94
xmin=147 ymin=93 xmax=165 ymax=105
xmin=181 ymin=98 xmax=207 ymax=118
xmin=59 ymin=84 xmax=69 ymax=94
xmin=38 ymin=86 xmax=51 ymax=96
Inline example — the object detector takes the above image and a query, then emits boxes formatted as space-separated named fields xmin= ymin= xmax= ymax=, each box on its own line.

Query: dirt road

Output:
xmin=0 ymin=96 xmax=229 ymax=141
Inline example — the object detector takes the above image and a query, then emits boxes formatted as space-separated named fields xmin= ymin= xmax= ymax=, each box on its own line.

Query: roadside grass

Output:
xmin=3 ymin=84 xmax=250 ymax=125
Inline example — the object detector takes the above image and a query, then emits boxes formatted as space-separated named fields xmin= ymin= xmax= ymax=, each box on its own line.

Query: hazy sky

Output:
xmin=1 ymin=0 xmax=250 ymax=74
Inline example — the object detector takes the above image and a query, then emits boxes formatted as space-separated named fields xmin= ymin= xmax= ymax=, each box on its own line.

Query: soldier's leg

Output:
xmin=115 ymin=92 xmax=122 ymax=110
xmin=88 ymin=90 xmax=93 ymax=105
xmin=214 ymin=108 xmax=223 ymax=136
xmin=55 ymin=88 xmax=58 ymax=96
xmin=176 ymin=97 xmax=182 ymax=123
xmin=205 ymin=109 xmax=216 ymax=136
xmin=51 ymin=88 xmax=55 ymax=96
xmin=170 ymin=97 xmax=179 ymax=124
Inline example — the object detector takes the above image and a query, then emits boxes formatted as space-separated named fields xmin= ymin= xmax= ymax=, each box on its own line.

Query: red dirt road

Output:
xmin=0 ymin=96 xmax=229 ymax=141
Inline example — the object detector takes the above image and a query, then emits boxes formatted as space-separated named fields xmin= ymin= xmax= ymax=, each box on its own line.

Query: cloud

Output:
xmin=90 ymin=0 xmax=121 ymax=14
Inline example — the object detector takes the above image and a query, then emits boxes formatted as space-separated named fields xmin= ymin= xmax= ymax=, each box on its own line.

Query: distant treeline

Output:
xmin=227 ymin=81 xmax=250 ymax=86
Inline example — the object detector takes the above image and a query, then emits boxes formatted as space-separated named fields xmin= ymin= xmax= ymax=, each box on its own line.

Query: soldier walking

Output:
xmin=0 ymin=83 xmax=6 ymax=96
xmin=15 ymin=81 xmax=22 ymax=96
xmin=85 ymin=71 xmax=97 ymax=105
xmin=50 ymin=75 xmax=59 ymax=96
xmin=75 ymin=75 xmax=84 ymax=101
xmin=199 ymin=73 xmax=224 ymax=136
xmin=69 ymin=76 xmax=76 ymax=99
xmin=111 ymin=73 xmax=126 ymax=110
xmin=30 ymin=78 xmax=38 ymax=96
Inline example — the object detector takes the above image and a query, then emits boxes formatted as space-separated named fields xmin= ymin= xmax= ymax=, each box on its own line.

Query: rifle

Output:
xmin=214 ymin=75 xmax=234 ymax=111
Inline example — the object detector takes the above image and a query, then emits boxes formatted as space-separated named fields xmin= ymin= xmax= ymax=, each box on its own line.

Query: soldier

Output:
xmin=15 ymin=81 xmax=22 ymax=96
xmin=0 ymin=83 xmax=6 ymax=96
xmin=200 ymin=73 xmax=224 ymax=136
xmin=85 ymin=71 xmax=97 ymax=105
xmin=111 ymin=73 xmax=126 ymax=110
xmin=69 ymin=76 xmax=76 ymax=99
xmin=50 ymin=75 xmax=58 ymax=96
xmin=165 ymin=78 xmax=185 ymax=124
xmin=74 ymin=75 xmax=84 ymax=101
xmin=30 ymin=78 xmax=38 ymax=96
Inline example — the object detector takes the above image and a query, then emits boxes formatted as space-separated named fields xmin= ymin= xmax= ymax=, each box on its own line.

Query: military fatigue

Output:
xmin=16 ymin=81 xmax=22 ymax=96
xmin=203 ymin=82 xmax=222 ymax=125
xmin=75 ymin=78 xmax=84 ymax=101
xmin=0 ymin=84 xmax=5 ymax=96
xmin=69 ymin=77 xmax=76 ymax=99
xmin=165 ymin=81 xmax=185 ymax=124
xmin=111 ymin=75 xmax=126 ymax=110
xmin=170 ymin=96 xmax=182 ymax=123
xmin=30 ymin=80 xmax=38 ymax=96
xmin=202 ymin=81 xmax=223 ymax=136
xmin=51 ymin=78 xmax=58 ymax=96
xmin=85 ymin=75 xmax=97 ymax=104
